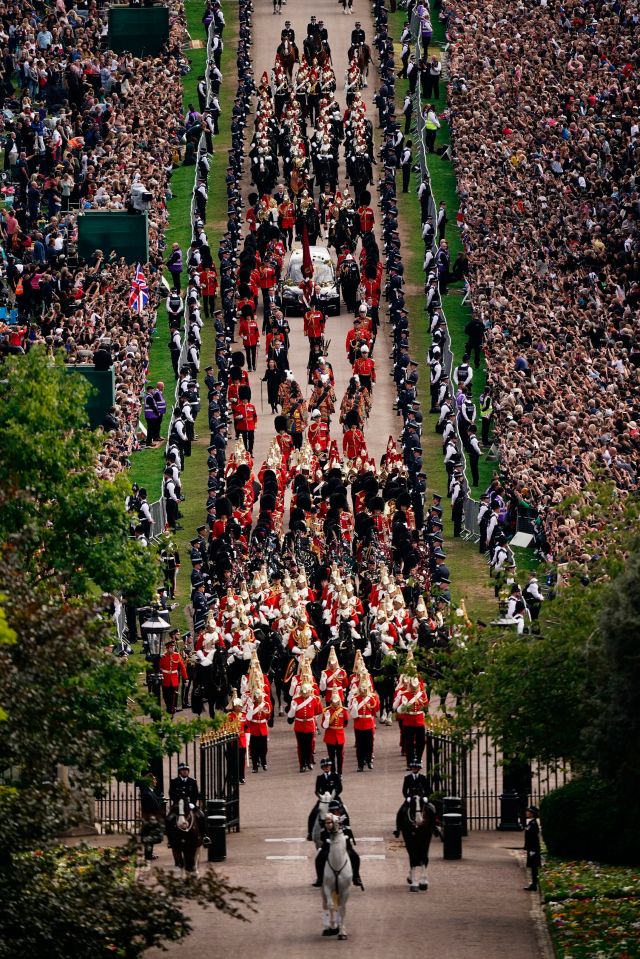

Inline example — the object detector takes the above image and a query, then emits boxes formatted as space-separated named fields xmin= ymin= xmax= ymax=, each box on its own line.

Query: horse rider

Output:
xmin=168 ymin=762 xmax=210 ymax=846
xmin=314 ymin=803 xmax=364 ymax=889
xmin=393 ymin=759 xmax=431 ymax=838
xmin=307 ymin=756 xmax=343 ymax=840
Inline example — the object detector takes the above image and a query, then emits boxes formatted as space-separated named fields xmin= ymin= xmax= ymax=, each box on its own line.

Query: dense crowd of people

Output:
xmin=439 ymin=0 xmax=640 ymax=561
xmin=0 ymin=0 xmax=225 ymax=481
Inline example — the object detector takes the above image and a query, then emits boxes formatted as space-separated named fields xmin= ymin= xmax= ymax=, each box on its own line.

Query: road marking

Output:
xmin=358 ymin=837 xmax=385 ymax=843
xmin=360 ymin=854 xmax=386 ymax=861
xmin=264 ymin=837 xmax=306 ymax=843
xmin=266 ymin=855 xmax=308 ymax=861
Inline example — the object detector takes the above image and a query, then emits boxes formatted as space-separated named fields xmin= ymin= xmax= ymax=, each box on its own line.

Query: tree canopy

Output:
xmin=0 ymin=350 xmax=254 ymax=955
xmin=0 ymin=348 xmax=156 ymax=603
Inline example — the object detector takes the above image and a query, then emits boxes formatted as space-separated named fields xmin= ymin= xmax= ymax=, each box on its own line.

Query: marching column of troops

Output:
xmin=147 ymin=8 xmax=472 ymax=789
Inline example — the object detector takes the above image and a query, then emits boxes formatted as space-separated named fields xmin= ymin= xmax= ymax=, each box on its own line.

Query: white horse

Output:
xmin=321 ymin=815 xmax=352 ymax=940
xmin=312 ymin=791 xmax=333 ymax=848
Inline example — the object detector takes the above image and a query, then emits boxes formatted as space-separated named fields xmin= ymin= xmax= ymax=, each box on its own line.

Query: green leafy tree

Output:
xmin=431 ymin=484 xmax=640 ymax=772
xmin=1 ymin=843 xmax=254 ymax=959
xmin=0 ymin=349 xmax=156 ymax=603
xmin=0 ymin=351 xmax=255 ymax=952
xmin=593 ymin=551 xmax=640 ymax=799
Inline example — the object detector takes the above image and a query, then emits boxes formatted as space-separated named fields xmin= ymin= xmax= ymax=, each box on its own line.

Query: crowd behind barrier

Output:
xmin=418 ymin=0 xmax=640 ymax=563
xmin=0 ymin=0 xmax=202 ymax=484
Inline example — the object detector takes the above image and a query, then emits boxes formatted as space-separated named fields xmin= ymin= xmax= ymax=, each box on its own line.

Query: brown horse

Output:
xmin=304 ymin=33 xmax=331 ymax=67
xmin=276 ymin=39 xmax=299 ymax=80
xmin=348 ymin=43 xmax=372 ymax=83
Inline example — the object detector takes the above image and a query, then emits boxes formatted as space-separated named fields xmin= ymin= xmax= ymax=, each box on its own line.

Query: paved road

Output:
xmin=149 ymin=717 xmax=542 ymax=958
xmin=241 ymin=0 xmax=397 ymax=469
xmin=149 ymin=4 xmax=542 ymax=955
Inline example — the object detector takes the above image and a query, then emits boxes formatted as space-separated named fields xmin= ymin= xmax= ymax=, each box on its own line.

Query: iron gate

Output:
xmin=200 ymin=724 xmax=240 ymax=832
xmin=427 ymin=731 xmax=568 ymax=830
xmin=95 ymin=719 xmax=240 ymax=834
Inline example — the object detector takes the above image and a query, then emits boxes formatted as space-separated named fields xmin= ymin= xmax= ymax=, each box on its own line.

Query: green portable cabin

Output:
xmin=65 ymin=365 xmax=116 ymax=430
xmin=107 ymin=6 xmax=170 ymax=56
xmin=77 ymin=211 xmax=149 ymax=265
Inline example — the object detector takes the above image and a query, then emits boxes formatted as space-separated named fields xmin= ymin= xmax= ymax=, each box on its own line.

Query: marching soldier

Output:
xmin=322 ymin=690 xmax=350 ymax=775
xmin=319 ymin=647 xmax=348 ymax=704
xmin=352 ymin=344 xmax=376 ymax=392
xmin=233 ymin=385 xmax=258 ymax=453
xmin=246 ymin=690 xmax=272 ymax=773
xmin=288 ymin=681 xmax=323 ymax=772
xmin=349 ymin=676 xmax=379 ymax=772
xmin=343 ymin=409 xmax=367 ymax=461
xmin=395 ymin=675 xmax=429 ymax=766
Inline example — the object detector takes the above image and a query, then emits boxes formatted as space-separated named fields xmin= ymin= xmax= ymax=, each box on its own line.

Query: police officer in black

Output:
xmin=394 ymin=760 xmax=433 ymax=837
xmin=306 ymin=757 xmax=343 ymax=840
xmin=314 ymin=800 xmax=363 ymax=889
xmin=351 ymin=21 xmax=365 ymax=45
xmin=523 ymin=805 xmax=541 ymax=890
xmin=168 ymin=762 xmax=210 ymax=846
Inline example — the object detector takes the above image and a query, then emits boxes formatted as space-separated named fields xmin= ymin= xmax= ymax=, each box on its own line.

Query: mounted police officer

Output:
xmin=394 ymin=760 xmax=431 ymax=837
xmin=168 ymin=762 xmax=210 ymax=846
xmin=313 ymin=800 xmax=363 ymax=889
xmin=307 ymin=757 xmax=343 ymax=840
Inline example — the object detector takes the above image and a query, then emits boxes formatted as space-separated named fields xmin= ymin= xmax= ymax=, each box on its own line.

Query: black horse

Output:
xmin=165 ymin=798 xmax=204 ymax=875
xmin=397 ymin=796 xmax=438 ymax=891
xmin=192 ymin=648 xmax=228 ymax=717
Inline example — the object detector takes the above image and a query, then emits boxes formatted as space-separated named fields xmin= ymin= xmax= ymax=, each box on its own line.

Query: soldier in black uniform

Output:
xmin=167 ymin=763 xmax=210 ymax=846
xmin=306 ymin=757 xmax=343 ymax=840
xmin=160 ymin=542 xmax=180 ymax=598
xmin=191 ymin=582 xmax=208 ymax=631
xmin=394 ymin=760 xmax=434 ymax=837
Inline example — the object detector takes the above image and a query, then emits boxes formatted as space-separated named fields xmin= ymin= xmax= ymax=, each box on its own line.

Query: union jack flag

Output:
xmin=128 ymin=263 xmax=149 ymax=313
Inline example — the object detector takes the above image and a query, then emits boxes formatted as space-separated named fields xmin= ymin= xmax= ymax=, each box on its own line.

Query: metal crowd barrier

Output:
xmin=151 ymin=18 xmax=219 ymax=512
xmin=408 ymin=10 xmax=481 ymax=538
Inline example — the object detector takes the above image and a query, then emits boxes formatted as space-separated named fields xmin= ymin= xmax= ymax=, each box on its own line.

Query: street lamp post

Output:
xmin=141 ymin=608 xmax=172 ymax=703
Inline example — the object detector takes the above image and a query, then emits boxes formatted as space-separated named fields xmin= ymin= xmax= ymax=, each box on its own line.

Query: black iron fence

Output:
xmin=95 ymin=719 xmax=240 ymax=834
xmin=426 ymin=731 xmax=568 ymax=830
xmin=200 ymin=727 xmax=240 ymax=833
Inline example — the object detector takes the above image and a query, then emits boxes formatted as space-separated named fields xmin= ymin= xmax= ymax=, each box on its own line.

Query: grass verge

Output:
xmin=129 ymin=0 xmax=217 ymax=496
xmin=166 ymin=3 xmax=238 ymax=629
xmin=387 ymin=6 xmax=496 ymax=620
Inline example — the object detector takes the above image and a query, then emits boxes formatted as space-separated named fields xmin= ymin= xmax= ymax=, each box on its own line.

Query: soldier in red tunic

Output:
xmin=352 ymin=344 xmax=376 ymax=392
xmin=349 ymin=676 xmax=380 ymax=771
xmin=288 ymin=680 xmax=323 ymax=772
xmin=395 ymin=675 xmax=429 ymax=766
xmin=233 ymin=385 xmax=258 ymax=454
xmin=322 ymin=690 xmax=350 ymax=774
xmin=246 ymin=690 xmax=272 ymax=773
xmin=238 ymin=310 xmax=260 ymax=372
xmin=159 ymin=636 xmax=188 ymax=718
xmin=342 ymin=408 xmax=368 ymax=460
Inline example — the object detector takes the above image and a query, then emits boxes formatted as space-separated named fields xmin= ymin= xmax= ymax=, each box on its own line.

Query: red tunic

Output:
xmin=246 ymin=699 xmax=272 ymax=736
xmin=159 ymin=651 xmax=188 ymax=688
xmin=289 ymin=693 xmax=323 ymax=732
xmin=323 ymin=704 xmax=349 ymax=745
